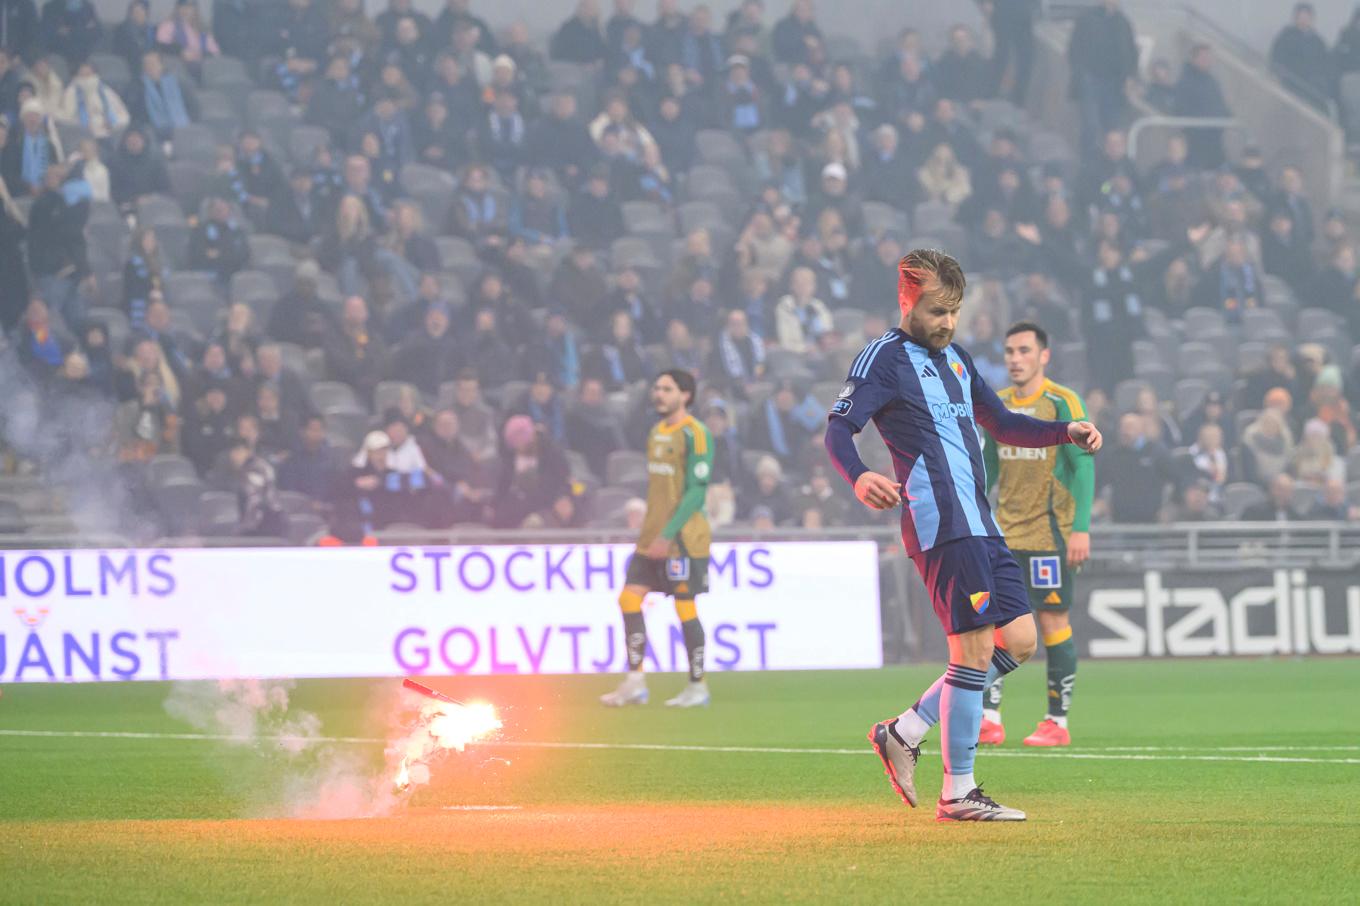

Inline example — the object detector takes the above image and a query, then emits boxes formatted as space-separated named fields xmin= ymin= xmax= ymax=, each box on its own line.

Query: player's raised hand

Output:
xmin=854 ymin=472 xmax=901 ymax=510
xmin=1014 ymin=222 xmax=1042 ymax=245
xmin=1068 ymin=421 xmax=1103 ymax=453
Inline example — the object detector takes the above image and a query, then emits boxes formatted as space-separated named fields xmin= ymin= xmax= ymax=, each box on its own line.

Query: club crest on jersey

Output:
xmin=950 ymin=360 xmax=968 ymax=381
xmin=969 ymin=591 xmax=991 ymax=614
xmin=1031 ymin=556 xmax=1061 ymax=589
xmin=666 ymin=557 xmax=690 ymax=581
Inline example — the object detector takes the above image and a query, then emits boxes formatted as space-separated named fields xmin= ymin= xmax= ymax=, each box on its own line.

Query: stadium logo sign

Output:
xmin=1086 ymin=569 xmax=1360 ymax=657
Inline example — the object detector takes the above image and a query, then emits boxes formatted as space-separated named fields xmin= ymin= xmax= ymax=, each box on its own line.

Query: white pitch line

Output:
xmin=1 ymin=729 xmax=1358 ymax=765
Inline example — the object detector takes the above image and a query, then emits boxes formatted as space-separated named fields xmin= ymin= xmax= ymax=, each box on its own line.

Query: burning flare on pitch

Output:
xmin=392 ymin=699 xmax=503 ymax=793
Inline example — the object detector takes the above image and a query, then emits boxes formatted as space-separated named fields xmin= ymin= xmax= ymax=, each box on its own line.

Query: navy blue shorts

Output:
xmin=910 ymin=536 xmax=1032 ymax=635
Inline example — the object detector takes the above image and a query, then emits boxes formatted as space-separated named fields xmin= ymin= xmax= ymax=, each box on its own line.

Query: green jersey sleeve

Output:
xmin=982 ymin=428 xmax=1000 ymax=495
xmin=661 ymin=423 xmax=713 ymax=539
xmin=1054 ymin=393 xmax=1095 ymax=533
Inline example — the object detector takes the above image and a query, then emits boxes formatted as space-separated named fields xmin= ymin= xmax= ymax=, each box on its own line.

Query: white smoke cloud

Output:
xmin=163 ymin=679 xmax=501 ymax=819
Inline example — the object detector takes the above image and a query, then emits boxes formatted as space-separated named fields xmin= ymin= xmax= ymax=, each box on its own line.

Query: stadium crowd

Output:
xmin=0 ymin=0 xmax=1358 ymax=542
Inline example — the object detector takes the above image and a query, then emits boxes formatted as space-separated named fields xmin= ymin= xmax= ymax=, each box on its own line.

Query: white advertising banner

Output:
xmin=0 ymin=542 xmax=882 ymax=682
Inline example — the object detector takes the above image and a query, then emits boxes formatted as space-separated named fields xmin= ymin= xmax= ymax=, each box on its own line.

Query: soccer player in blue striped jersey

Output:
xmin=825 ymin=249 xmax=1103 ymax=821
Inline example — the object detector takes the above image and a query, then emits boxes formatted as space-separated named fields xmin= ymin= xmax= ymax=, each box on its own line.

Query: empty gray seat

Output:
xmin=90 ymin=52 xmax=131 ymax=93
xmin=288 ymin=125 xmax=331 ymax=166
xmin=605 ymin=449 xmax=648 ymax=487
xmin=197 ymin=491 xmax=241 ymax=536
xmin=1222 ymin=482 xmax=1267 ymax=519
xmin=374 ymin=380 xmax=420 ymax=415
xmin=311 ymin=380 xmax=363 ymax=413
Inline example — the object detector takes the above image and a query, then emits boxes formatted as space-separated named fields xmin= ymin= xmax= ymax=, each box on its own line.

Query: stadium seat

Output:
xmin=197 ymin=89 xmax=241 ymax=141
xmin=154 ymin=478 xmax=206 ymax=535
xmin=677 ymin=200 xmax=726 ymax=234
xmin=171 ymin=124 xmax=219 ymax=166
xmin=622 ymin=200 xmax=673 ymax=235
xmin=694 ymin=129 xmax=747 ymax=167
xmin=610 ymin=236 xmax=661 ymax=269
xmin=1241 ymin=308 xmax=1287 ymax=338
xmin=605 ymin=450 xmax=648 ymax=488
xmin=229 ymin=270 xmax=278 ymax=305
xmin=1131 ymin=339 xmax=1164 ymax=368
xmin=90 ymin=52 xmax=131 ymax=94
xmin=1346 ymin=446 xmax=1360 ymax=481
xmin=1222 ymin=482 xmax=1267 ymax=519
xmin=862 ymin=201 xmax=909 ymax=237
xmin=0 ymin=499 xmax=26 ymax=533
xmin=1183 ymin=308 xmax=1227 ymax=337
xmin=203 ymin=55 xmax=251 ymax=90
xmin=197 ymin=491 xmax=241 ymax=536
xmin=311 ymin=381 xmax=363 ymax=414
xmin=287 ymin=125 xmax=332 ymax=167
xmin=147 ymin=454 xmax=195 ymax=492
xmin=400 ymin=163 xmax=457 ymax=229
xmin=592 ymin=486 xmax=635 ymax=520
xmin=246 ymin=90 xmax=291 ymax=127
xmin=248 ymin=234 xmax=294 ymax=266
xmin=276 ymin=491 xmax=315 ymax=516
xmin=168 ymin=160 xmax=211 ymax=216
xmin=1235 ymin=341 xmax=1270 ymax=375
xmin=912 ymin=200 xmax=954 ymax=233
xmin=1173 ymin=378 xmax=1211 ymax=418
xmin=324 ymin=410 xmax=370 ymax=453
xmin=832 ymin=308 xmax=865 ymax=337
xmin=374 ymin=380 xmax=420 ymax=416
xmin=285 ymin=513 xmax=328 ymax=545
xmin=1178 ymin=340 xmax=1223 ymax=374
xmin=1297 ymin=307 xmax=1342 ymax=340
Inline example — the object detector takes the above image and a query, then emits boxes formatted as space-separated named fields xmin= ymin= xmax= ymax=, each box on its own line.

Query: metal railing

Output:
xmin=1126 ymin=114 xmax=1243 ymax=162
xmin=3 ymin=522 xmax=1354 ymax=569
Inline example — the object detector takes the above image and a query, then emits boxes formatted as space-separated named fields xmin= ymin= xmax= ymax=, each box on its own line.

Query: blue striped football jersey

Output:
xmin=828 ymin=328 xmax=1069 ymax=556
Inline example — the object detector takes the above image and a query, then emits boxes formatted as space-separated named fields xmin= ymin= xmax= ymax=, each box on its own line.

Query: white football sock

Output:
xmin=983 ymin=708 xmax=1002 ymax=724
xmin=896 ymin=708 xmax=931 ymax=747
xmin=1045 ymin=714 xmax=1068 ymax=729
xmin=943 ymin=771 xmax=976 ymax=801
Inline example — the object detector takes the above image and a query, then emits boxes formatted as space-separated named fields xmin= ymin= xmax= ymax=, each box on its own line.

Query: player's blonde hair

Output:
xmin=898 ymin=248 xmax=965 ymax=311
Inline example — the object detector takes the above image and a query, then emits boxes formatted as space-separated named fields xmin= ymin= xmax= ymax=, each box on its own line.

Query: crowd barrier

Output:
xmin=0 ymin=541 xmax=882 ymax=683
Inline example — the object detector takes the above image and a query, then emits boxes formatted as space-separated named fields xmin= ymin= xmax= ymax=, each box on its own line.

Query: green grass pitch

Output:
xmin=1 ymin=659 xmax=1357 ymax=904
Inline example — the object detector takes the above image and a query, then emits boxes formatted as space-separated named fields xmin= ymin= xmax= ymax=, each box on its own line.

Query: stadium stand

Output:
xmin=0 ymin=0 xmax=1357 ymax=545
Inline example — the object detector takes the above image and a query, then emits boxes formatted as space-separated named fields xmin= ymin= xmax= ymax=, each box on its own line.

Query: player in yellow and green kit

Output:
xmin=980 ymin=322 xmax=1094 ymax=747
xmin=600 ymin=369 xmax=715 ymax=709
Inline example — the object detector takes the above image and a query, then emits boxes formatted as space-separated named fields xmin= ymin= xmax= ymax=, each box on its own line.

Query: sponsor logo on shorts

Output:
xmin=969 ymin=591 xmax=990 ymax=614
xmin=1044 ymin=591 xmax=1063 ymax=605
xmin=1031 ymin=556 xmax=1061 ymax=589
xmin=666 ymin=558 xmax=690 ymax=581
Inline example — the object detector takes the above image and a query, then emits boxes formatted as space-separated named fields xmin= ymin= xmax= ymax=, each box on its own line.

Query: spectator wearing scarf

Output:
xmin=2 ymin=97 xmax=62 ymax=196
xmin=60 ymin=62 xmax=128 ymax=140
xmin=713 ymin=309 xmax=766 ymax=393
xmin=155 ymin=1 xmax=219 ymax=66
xmin=134 ymin=51 xmax=193 ymax=142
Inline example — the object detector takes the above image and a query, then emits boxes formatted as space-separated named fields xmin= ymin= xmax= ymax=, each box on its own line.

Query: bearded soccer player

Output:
xmin=600 ymin=369 xmax=714 ymax=709
xmin=825 ymin=249 xmax=1102 ymax=821
xmin=979 ymin=322 xmax=1093 ymax=747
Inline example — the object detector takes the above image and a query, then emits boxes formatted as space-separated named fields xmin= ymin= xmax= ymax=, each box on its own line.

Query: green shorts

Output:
xmin=1014 ymin=550 xmax=1073 ymax=612
xmin=625 ymin=553 xmax=710 ymax=598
